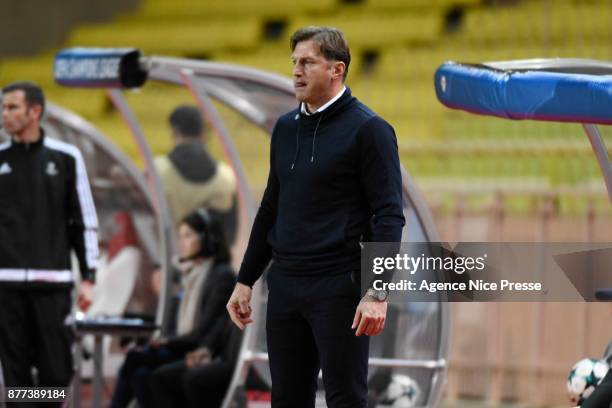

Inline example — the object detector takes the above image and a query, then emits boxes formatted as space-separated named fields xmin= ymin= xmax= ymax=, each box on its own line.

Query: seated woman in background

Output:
xmin=149 ymin=309 xmax=243 ymax=408
xmin=110 ymin=208 xmax=236 ymax=408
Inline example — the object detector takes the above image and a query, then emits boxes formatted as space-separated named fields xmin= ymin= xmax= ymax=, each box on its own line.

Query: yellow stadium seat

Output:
xmin=362 ymin=0 xmax=481 ymax=12
xmin=286 ymin=10 xmax=444 ymax=48
xmin=455 ymin=1 xmax=611 ymax=45
xmin=125 ymin=0 xmax=337 ymax=21
xmin=69 ymin=18 xmax=262 ymax=55
xmin=0 ymin=54 xmax=57 ymax=87
xmin=212 ymin=48 xmax=293 ymax=77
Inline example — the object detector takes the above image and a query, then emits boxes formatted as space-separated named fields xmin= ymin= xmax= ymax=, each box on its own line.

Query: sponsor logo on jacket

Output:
xmin=0 ymin=162 xmax=11 ymax=175
xmin=46 ymin=162 xmax=59 ymax=176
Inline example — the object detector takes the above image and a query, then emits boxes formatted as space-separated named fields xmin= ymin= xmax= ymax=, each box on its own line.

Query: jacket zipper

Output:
xmin=24 ymin=143 xmax=32 ymax=284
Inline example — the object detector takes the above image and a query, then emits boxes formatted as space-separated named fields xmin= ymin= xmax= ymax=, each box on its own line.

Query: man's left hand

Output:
xmin=351 ymin=296 xmax=387 ymax=336
xmin=77 ymin=280 xmax=94 ymax=311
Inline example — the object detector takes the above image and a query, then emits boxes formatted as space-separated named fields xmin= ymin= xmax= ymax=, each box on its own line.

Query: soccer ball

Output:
xmin=377 ymin=374 xmax=421 ymax=407
xmin=567 ymin=358 xmax=610 ymax=405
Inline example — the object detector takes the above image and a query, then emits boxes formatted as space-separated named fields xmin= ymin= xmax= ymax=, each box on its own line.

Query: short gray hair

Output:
xmin=290 ymin=26 xmax=351 ymax=81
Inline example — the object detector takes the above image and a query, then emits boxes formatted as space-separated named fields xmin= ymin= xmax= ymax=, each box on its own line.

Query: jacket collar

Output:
xmin=298 ymin=87 xmax=354 ymax=123
xmin=300 ymin=86 xmax=347 ymax=116
xmin=12 ymin=127 xmax=45 ymax=150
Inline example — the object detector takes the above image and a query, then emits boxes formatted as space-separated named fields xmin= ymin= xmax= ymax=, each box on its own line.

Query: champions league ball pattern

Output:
xmin=378 ymin=374 xmax=421 ymax=407
xmin=567 ymin=358 xmax=610 ymax=405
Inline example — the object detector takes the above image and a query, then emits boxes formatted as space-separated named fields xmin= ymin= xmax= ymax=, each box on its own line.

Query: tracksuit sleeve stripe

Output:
xmin=73 ymin=149 xmax=99 ymax=270
xmin=44 ymin=138 xmax=100 ymax=273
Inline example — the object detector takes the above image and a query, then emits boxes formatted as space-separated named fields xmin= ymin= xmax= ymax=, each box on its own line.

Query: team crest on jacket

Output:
xmin=46 ymin=162 xmax=59 ymax=176
xmin=0 ymin=162 xmax=11 ymax=175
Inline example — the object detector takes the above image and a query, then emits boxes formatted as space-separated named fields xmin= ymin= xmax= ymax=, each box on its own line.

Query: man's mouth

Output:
xmin=294 ymin=82 xmax=306 ymax=89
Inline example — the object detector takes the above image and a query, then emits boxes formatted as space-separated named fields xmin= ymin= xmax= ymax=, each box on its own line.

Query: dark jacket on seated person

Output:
xmin=110 ymin=259 xmax=235 ymax=408
xmin=164 ymin=261 xmax=235 ymax=354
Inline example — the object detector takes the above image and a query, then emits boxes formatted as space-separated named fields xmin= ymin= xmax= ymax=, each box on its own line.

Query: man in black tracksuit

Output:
xmin=0 ymin=82 xmax=99 ymax=395
xmin=226 ymin=27 xmax=405 ymax=408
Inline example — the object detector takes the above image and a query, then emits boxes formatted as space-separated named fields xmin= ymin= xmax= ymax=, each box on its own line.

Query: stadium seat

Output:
xmin=1 ymin=0 xmax=608 ymax=206
xmin=285 ymin=10 xmax=443 ymax=48
xmin=455 ymin=1 xmax=611 ymax=44
xmin=68 ymin=18 xmax=262 ymax=55
xmin=0 ymin=54 xmax=57 ymax=86
xmin=127 ymin=0 xmax=337 ymax=21
xmin=361 ymin=0 xmax=481 ymax=12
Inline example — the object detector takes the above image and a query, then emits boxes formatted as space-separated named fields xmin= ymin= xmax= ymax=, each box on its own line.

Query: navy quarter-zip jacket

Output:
xmin=237 ymin=88 xmax=405 ymax=286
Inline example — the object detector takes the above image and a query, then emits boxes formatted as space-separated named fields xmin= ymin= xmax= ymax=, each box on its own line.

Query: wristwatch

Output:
xmin=366 ymin=287 xmax=388 ymax=302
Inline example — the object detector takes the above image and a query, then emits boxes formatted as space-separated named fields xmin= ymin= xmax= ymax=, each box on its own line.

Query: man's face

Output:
xmin=292 ymin=40 xmax=335 ymax=106
xmin=1 ymin=90 xmax=39 ymax=135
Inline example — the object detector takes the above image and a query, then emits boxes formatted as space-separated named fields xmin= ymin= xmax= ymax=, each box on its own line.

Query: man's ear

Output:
xmin=332 ymin=61 xmax=346 ymax=81
xmin=28 ymin=104 xmax=43 ymax=121
xmin=170 ymin=127 xmax=181 ymax=142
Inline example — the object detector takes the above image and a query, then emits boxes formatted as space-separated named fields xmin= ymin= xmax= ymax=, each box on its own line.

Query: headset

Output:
xmin=195 ymin=207 xmax=220 ymax=258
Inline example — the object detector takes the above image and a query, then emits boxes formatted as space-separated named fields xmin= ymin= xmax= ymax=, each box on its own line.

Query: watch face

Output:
xmin=368 ymin=288 xmax=387 ymax=301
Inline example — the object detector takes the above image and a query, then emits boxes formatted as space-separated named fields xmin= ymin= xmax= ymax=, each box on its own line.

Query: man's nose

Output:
xmin=293 ymin=65 xmax=303 ymax=77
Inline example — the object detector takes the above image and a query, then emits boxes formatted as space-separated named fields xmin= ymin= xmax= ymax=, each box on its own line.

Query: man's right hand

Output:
xmin=226 ymin=282 xmax=253 ymax=330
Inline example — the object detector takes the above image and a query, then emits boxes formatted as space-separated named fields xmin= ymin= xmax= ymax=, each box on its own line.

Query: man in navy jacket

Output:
xmin=227 ymin=27 xmax=405 ymax=408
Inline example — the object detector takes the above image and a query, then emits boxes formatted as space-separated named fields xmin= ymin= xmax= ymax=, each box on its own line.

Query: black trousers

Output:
xmin=110 ymin=346 xmax=180 ymax=408
xmin=0 ymin=287 xmax=73 ymax=386
xmin=0 ymin=287 xmax=73 ymax=407
xmin=149 ymin=360 xmax=233 ymax=408
xmin=266 ymin=268 xmax=369 ymax=408
xmin=582 ymin=369 xmax=612 ymax=408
